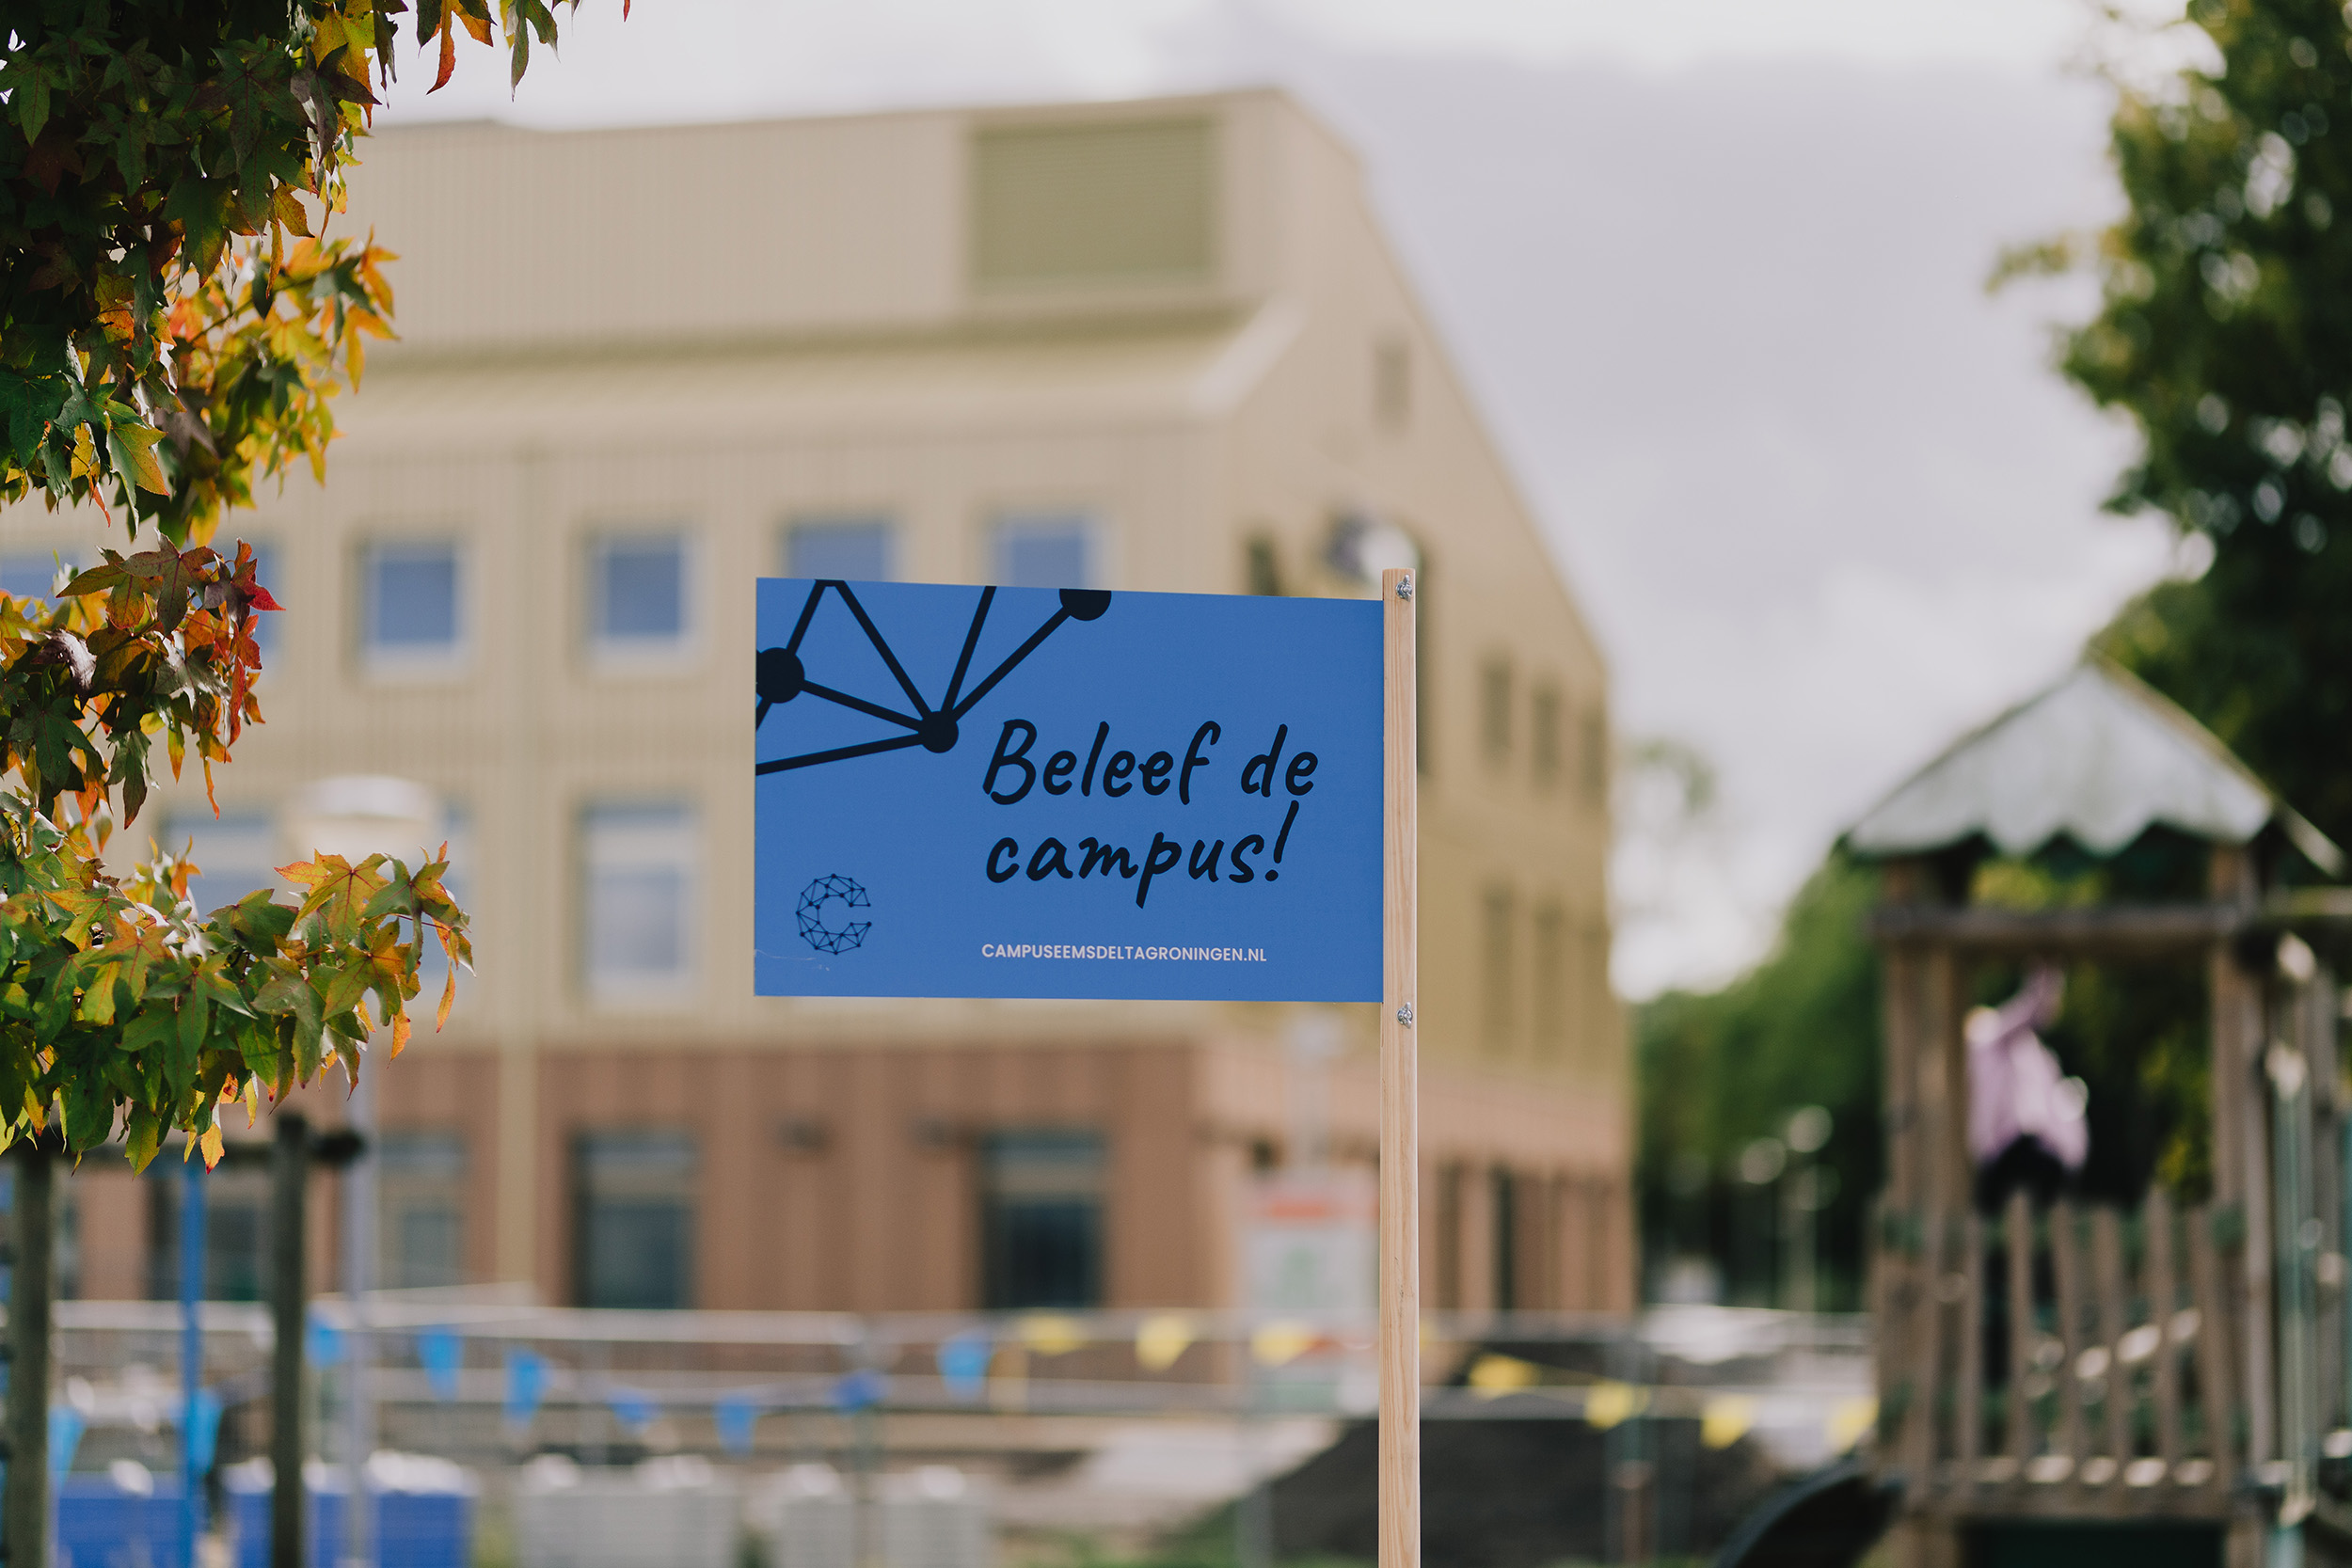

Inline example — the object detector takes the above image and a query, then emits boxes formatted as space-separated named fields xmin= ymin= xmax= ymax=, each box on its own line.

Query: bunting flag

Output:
xmin=305 ymin=1315 xmax=344 ymax=1367
xmin=1826 ymin=1397 xmax=1879 ymax=1452
xmin=504 ymin=1349 xmax=549 ymax=1429
xmin=187 ymin=1389 xmax=225 ymax=1475
xmin=1135 ymin=1315 xmax=1194 ymax=1372
xmin=1018 ymin=1315 xmax=1084 ymax=1357
xmin=1700 ymin=1396 xmax=1756 ymax=1449
xmin=1249 ymin=1321 xmax=1314 ymax=1368
xmin=48 ymin=1405 xmax=86 ymax=1477
xmin=937 ymin=1330 xmax=992 ymax=1401
xmin=418 ymin=1326 xmax=463 ymax=1402
xmin=715 ymin=1393 xmax=762 ymax=1457
xmin=833 ymin=1368 xmax=887 ymax=1413
xmin=1466 ymin=1354 xmax=1540 ymax=1396
xmin=608 ymin=1387 xmax=658 ymax=1434
xmin=1582 ymin=1381 xmax=1648 ymax=1430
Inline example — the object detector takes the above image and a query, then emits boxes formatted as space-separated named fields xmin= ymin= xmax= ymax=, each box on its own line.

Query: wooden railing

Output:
xmin=1875 ymin=1189 xmax=2246 ymax=1517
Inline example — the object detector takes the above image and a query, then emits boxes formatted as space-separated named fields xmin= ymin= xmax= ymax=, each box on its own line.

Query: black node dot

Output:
xmin=757 ymin=646 xmax=805 ymax=705
xmin=917 ymin=712 xmax=961 ymax=753
xmin=1060 ymin=588 xmax=1112 ymax=622
xmin=1264 ymin=870 xmax=1279 ymax=881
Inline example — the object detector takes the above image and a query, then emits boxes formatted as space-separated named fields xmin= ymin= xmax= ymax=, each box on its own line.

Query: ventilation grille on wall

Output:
xmin=971 ymin=118 xmax=1216 ymax=292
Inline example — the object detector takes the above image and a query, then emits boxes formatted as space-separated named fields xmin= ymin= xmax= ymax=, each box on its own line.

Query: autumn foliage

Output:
xmin=0 ymin=540 xmax=469 ymax=1169
xmin=0 ymin=1 xmax=614 ymax=1164
xmin=2 ymin=0 xmax=603 ymax=542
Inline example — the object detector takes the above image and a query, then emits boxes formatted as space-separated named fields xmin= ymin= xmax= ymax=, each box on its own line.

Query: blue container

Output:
xmin=56 ymin=1474 xmax=187 ymax=1568
xmin=225 ymin=1477 xmax=473 ymax=1568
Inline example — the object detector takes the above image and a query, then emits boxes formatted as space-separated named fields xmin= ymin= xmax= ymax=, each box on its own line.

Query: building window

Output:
xmin=0 ymin=548 xmax=82 ymax=606
xmin=1480 ymin=658 xmax=1513 ymax=765
xmin=360 ymin=540 xmax=464 ymax=673
xmin=1482 ymin=885 xmax=1515 ymax=1051
xmin=1374 ymin=337 xmax=1411 ymax=430
xmin=164 ymin=810 xmax=279 ymax=915
xmin=381 ymin=1129 xmax=467 ymax=1290
xmin=1435 ymin=1163 xmax=1465 ymax=1310
xmin=574 ymin=1130 xmax=696 ymax=1309
xmin=1492 ymin=1167 xmax=1519 ymax=1310
xmin=580 ymin=801 xmax=696 ymax=1003
xmin=1243 ymin=535 xmax=1282 ymax=596
xmin=981 ymin=1131 xmax=1105 ymax=1309
xmin=589 ymin=532 xmax=690 ymax=659
xmin=786 ymin=517 xmax=896 ymax=581
xmin=1584 ymin=921 xmax=1613 ymax=1043
xmin=1580 ymin=705 xmax=1609 ymax=807
xmin=971 ymin=118 xmax=1214 ymax=291
xmin=148 ymin=1164 xmax=270 ymax=1303
xmin=1533 ymin=903 xmax=1567 ymax=1055
xmin=991 ymin=515 xmax=1095 ymax=589
xmin=1532 ymin=685 xmax=1563 ymax=790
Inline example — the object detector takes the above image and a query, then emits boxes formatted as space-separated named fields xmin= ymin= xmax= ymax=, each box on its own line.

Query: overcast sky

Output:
xmin=380 ymin=0 xmax=2198 ymax=995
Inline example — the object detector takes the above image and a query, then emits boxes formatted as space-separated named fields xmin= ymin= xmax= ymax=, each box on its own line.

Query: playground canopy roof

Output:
xmin=1843 ymin=657 xmax=2343 ymax=876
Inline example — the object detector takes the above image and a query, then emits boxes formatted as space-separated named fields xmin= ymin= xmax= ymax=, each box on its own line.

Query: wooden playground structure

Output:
xmin=1850 ymin=659 xmax=2352 ymax=1566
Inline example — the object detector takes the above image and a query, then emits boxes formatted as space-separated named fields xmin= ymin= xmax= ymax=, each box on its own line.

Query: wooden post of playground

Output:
xmin=1379 ymin=565 xmax=1421 ymax=1568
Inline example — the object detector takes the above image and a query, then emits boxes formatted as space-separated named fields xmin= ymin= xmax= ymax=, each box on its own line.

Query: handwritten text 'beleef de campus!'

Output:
xmin=977 ymin=719 xmax=1319 ymax=909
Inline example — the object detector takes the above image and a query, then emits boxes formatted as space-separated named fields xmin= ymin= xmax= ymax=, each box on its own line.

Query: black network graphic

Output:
xmin=755 ymin=580 xmax=1109 ymax=776
xmin=796 ymin=874 xmax=873 ymax=955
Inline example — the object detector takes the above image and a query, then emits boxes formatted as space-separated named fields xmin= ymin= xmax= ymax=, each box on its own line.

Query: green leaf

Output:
xmin=177 ymin=992 xmax=209 ymax=1053
xmin=108 ymin=421 xmax=170 ymax=497
xmin=0 ymin=369 xmax=63 ymax=465
xmin=13 ymin=67 xmax=52 ymax=146
xmin=320 ymin=959 xmax=374 ymax=1023
xmin=253 ymin=971 xmax=325 ymax=1078
xmin=192 ymin=960 xmax=252 ymax=1017
xmin=120 ymin=1008 xmax=178 ymax=1054
xmin=79 ymin=963 xmax=124 ymax=1026
xmin=163 ymin=176 xmax=233 ymax=278
xmin=282 ymin=854 xmax=389 ymax=943
xmin=214 ymin=890 xmax=295 ymax=954
xmin=361 ymin=861 xmax=419 ymax=923
xmin=125 ymin=1108 xmax=160 ymax=1173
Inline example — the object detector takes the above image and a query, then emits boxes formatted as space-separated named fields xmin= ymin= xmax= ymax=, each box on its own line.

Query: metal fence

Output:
xmin=40 ymin=1297 xmax=1873 ymax=1567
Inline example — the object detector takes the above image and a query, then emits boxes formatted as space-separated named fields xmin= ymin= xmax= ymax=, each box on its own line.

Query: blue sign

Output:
xmin=755 ymin=579 xmax=1382 ymax=1001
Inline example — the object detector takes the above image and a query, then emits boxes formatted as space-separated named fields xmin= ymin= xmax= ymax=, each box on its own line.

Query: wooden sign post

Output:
xmin=1379 ymin=566 xmax=1420 ymax=1568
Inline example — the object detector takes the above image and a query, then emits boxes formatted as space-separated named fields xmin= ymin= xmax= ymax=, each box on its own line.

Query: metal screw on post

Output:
xmin=1396 ymin=1005 xmax=1413 ymax=1027
xmin=1394 ymin=575 xmax=1413 ymax=600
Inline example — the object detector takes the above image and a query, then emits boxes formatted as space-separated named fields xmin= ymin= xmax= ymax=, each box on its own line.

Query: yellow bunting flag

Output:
xmin=1018 ymin=1315 xmax=1085 ymax=1357
xmin=1700 ymin=1396 xmax=1756 ymax=1449
xmin=1251 ymin=1321 xmax=1316 ymax=1368
xmin=1136 ymin=1315 xmax=1195 ymax=1371
xmin=1583 ymin=1380 xmax=1648 ymax=1431
xmin=1826 ymin=1397 xmax=1878 ymax=1453
xmin=1467 ymin=1354 xmax=1541 ymax=1396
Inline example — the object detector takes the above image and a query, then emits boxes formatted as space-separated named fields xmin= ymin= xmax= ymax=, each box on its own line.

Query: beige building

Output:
xmin=11 ymin=89 xmax=1629 ymax=1315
